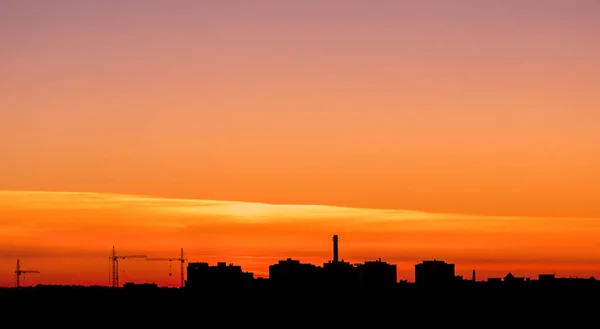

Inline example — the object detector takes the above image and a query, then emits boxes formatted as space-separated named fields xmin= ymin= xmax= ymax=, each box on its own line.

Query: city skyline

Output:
xmin=2 ymin=2 xmax=600 ymax=289
xmin=7 ymin=231 xmax=598 ymax=289
xmin=2 ymin=190 xmax=599 ymax=287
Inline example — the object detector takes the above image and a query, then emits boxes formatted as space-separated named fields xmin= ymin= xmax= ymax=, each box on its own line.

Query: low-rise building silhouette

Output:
xmin=123 ymin=282 xmax=158 ymax=290
xmin=357 ymin=258 xmax=397 ymax=286
xmin=504 ymin=272 xmax=526 ymax=283
xmin=269 ymin=258 xmax=321 ymax=286
xmin=415 ymin=260 xmax=455 ymax=285
xmin=322 ymin=259 xmax=360 ymax=286
xmin=186 ymin=261 xmax=253 ymax=288
xmin=538 ymin=274 xmax=556 ymax=282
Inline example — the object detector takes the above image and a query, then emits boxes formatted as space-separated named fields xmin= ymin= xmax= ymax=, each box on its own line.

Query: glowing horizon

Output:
xmin=1 ymin=190 xmax=599 ymax=287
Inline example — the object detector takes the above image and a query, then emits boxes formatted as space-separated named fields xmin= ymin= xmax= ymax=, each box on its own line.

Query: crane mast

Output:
xmin=110 ymin=246 xmax=147 ymax=287
xmin=15 ymin=259 xmax=40 ymax=288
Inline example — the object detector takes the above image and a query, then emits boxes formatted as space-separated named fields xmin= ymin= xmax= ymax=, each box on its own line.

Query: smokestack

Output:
xmin=472 ymin=270 xmax=476 ymax=282
xmin=333 ymin=235 xmax=339 ymax=263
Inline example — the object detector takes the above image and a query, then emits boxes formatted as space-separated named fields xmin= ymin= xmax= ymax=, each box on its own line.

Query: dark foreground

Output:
xmin=2 ymin=282 xmax=599 ymax=326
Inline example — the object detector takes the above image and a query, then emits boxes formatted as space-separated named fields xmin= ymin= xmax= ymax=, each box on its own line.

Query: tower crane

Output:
xmin=15 ymin=259 xmax=40 ymax=288
xmin=109 ymin=246 xmax=147 ymax=287
xmin=146 ymin=248 xmax=187 ymax=288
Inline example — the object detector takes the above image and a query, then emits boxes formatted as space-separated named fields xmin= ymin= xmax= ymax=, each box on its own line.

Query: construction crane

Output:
xmin=109 ymin=246 xmax=147 ymax=287
xmin=15 ymin=259 xmax=40 ymax=288
xmin=146 ymin=248 xmax=186 ymax=288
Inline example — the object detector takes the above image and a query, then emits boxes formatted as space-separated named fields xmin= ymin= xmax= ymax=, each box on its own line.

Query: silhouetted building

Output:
xmin=538 ymin=274 xmax=556 ymax=282
xmin=322 ymin=260 xmax=359 ymax=286
xmin=504 ymin=272 xmax=526 ymax=283
xmin=186 ymin=262 xmax=253 ymax=288
xmin=123 ymin=282 xmax=158 ymax=290
xmin=269 ymin=258 xmax=321 ymax=286
xmin=415 ymin=260 xmax=455 ymax=285
xmin=357 ymin=258 xmax=397 ymax=286
xmin=322 ymin=234 xmax=359 ymax=286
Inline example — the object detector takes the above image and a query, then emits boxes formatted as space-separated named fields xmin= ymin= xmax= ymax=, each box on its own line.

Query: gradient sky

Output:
xmin=1 ymin=190 xmax=599 ymax=287
xmin=1 ymin=1 xmax=600 ymax=287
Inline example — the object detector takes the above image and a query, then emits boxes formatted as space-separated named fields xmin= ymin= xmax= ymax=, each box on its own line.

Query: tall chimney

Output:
xmin=472 ymin=270 xmax=476 ymax=282
xmin=333 ymin=235 xmax=339 ymax=263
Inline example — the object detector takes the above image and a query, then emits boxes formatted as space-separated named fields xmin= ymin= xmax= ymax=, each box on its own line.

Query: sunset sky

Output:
xmin=1 ymin=1 xmax=599 ymax=287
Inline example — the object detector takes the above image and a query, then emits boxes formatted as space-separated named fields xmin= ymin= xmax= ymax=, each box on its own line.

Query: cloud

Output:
xmin=1 ymin=189 xmax=599 ymax=241
xmin=0 ymin=189 xmax=542 ymax=224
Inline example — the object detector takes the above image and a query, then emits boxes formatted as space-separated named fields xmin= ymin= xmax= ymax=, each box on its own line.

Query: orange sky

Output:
xmin=1 ymin=190 xmax=599 ymax=287
xmin=1 ymin=1 xmax=600 ymax=287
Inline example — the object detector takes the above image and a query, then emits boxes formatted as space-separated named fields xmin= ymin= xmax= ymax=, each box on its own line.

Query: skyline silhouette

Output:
xmin=5 ymin=233 xmax=598 ymax=289
xmin=2 ymin=189 xmax=599 ymax=287
xmin=4 ymin=233 xmax=599 ymax=326
xmin=2 ymin=3 xmax=600 ymax=321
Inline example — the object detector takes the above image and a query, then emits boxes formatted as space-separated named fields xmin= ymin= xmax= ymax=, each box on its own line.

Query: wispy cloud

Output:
xmin=1 ymin=189 xmax=598 ymax=239
xmin=0 ymin=189 xmax=542 ymax=223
